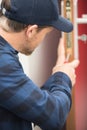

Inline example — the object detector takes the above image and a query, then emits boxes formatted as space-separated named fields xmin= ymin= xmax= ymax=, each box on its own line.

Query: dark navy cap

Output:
xmin=1 ymin=0 xmax=73 ymax=32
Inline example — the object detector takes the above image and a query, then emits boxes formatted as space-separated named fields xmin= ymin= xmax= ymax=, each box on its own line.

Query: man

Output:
xmin=0 ymin=0 xmax=79 ymax=130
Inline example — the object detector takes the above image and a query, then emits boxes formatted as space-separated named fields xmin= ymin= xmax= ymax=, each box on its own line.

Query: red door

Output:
xmin=75 ymin=1 xmax=87 ymax=130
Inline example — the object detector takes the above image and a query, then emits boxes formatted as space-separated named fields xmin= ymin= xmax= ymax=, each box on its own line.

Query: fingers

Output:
xmin=56 ymin=38 xmax=66 ymax=65
xmin=54 ymin=38 xmax=80 ymax=86
xmin=69 ymin=59 xmax=80 ymax=68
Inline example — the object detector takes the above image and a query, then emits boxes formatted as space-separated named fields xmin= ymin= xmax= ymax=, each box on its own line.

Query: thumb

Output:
xmin=69 ymin=59 xmax=80 ymax=68
xmin=56 ymin=38 xmax=66 ymax=65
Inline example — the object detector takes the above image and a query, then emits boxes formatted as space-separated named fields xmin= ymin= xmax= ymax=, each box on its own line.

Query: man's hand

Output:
xmin=52 ymin=38 xmax=79 ymax=86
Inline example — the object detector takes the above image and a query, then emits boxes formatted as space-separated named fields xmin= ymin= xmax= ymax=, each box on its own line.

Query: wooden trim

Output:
xmin=63 ymin=0 xmax=76 ymax=130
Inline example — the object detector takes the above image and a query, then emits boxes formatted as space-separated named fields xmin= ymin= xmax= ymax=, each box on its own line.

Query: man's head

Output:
xmin=0 ymin=0 xmax=73 ymax=32
xmin=0 ymin=0 xmax=73 ymax=55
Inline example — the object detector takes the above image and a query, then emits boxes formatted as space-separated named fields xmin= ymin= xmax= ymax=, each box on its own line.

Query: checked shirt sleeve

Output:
xmin=0 ymin=53 xmax=72 ymax=130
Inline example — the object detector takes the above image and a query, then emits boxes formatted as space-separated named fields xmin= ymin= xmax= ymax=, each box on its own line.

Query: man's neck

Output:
xmin=0 ymin=28 xmax=26 ymax=52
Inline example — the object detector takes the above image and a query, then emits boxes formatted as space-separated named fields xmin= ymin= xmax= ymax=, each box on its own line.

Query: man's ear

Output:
xmin=26 ymin=25 xmax=38 ymax=38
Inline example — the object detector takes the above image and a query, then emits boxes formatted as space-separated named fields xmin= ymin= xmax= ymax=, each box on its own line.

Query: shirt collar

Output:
xmin=0 ymin=35 xmax=18 ymax=54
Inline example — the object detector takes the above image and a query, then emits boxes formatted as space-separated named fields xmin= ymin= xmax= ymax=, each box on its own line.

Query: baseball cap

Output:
xmin=1 ymin=0 xmax=73 ymax=32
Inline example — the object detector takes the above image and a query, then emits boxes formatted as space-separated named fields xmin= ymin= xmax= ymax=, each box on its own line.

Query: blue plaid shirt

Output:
xmin=0 ymin=36 xmax=72 ymax=130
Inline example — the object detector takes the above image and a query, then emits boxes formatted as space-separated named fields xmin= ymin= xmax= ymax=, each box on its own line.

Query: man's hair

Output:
xmin=0 ymin=0 xmax=48 ymax=33
xmin=0 ymin=0 xmax=28 ymax=32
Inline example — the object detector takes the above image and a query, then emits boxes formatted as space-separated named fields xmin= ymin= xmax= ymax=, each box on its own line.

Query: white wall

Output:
xmin=19 ymin=29 xmax=60 ymax=87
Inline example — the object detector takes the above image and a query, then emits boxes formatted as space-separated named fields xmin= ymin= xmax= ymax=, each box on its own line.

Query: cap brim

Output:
xmin=51 ymin=16 xmax=73 ymax=33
